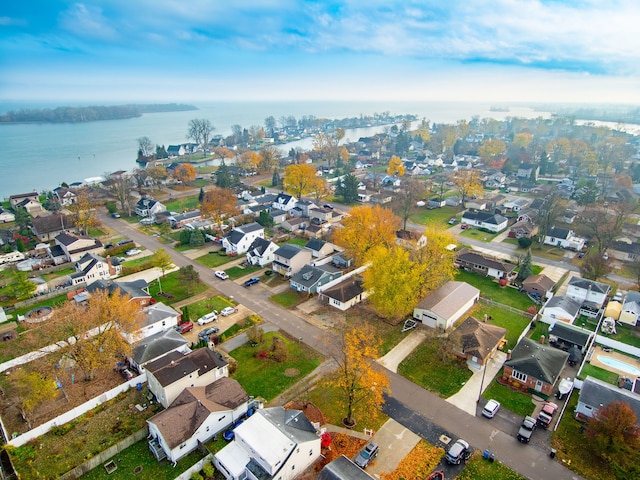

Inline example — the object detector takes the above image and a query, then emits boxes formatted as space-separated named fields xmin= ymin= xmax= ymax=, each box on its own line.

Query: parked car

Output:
xmin=215 ymin=270 xmax=229 ymax=280
xmin=220 ymin=306 xmax=238 ymax=316
xmin=460 ymin=223 xmax=469 ymax=230
xmin=354 ymin=441 xmax=379 ymax=469
xmin=197 ymin=311 xmax=218 ymax=326
xmin=323 ymin=203 xmax=334 ymax=210
xmin=111 ymin=212 xmax=121 ymax=218
xmin=482 ymin=399 xmax=501 ymax=418
xmin=175 ymin=321 xmax=194 ymax=334
xmin=445 ymin=438 xmax=471 ymax=464
xmin=120 ymin=368 xmax=134 ymax=381
xmin=223 ymin=419 xmax=245 ymax=441
xmin=126 ymin=248 xmax=142 ymax=256
xmin=198 ymin=326 xmax=220 ymax=340
xmin=243 ymin=277 xmax=260 ymax=287
xmin=537 ymin=401 xmax=559 ymax=428
xmin=448 ymin=217 xmax=458 ymax=225
xmin=517 ymin=416 xmax=537 ymax=443
xmin=139 ymin=218 xmax=153 ymax=225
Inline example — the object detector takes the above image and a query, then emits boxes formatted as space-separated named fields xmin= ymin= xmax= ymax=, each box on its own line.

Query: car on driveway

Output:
xmin=460 ymin=223 xmax=469 ymax=230
xmin=448 ymin=217 xmax=458 ymax=225
xmin=445 ymin=438 xmax=471 ymax=464
xmin=243 ymin=277 xmax=260 ymax=287
xmin=215 ymin=270 xmax=229 ymax=280
xmin=126 ymin=248 xmax=142 ymax=256
xmin=175 ymin=321 xmax=194 ymax=334
xmin=537 ymin=401 xmax=559 ymax=428
xmin=517 ymin=415 xmax=537 ymax=443
xmin=354 ymin=440 xmax=379 ymax=468
xmin=197 ymin=311 xmax=218 ymax=325
xmin=111 ymin=212 xmax=121 ymax=218
xmin=198 ymin=326 xmax=219 ymax=341
xmin=482 ymin=399 xmax=501 ymax=418
xmin=220 ymin=306 xmax=238 ymax=316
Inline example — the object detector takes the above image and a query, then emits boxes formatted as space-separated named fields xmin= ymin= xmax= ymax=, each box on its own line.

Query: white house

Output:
xmin=272 ymin=193 xmax=297 ymax=212
xmin=245 ymin=237 xmax=279 ymax=267
xmin=222 ymin=222 xmax=264 ymax=255
xmin=413 ymin=281 xmax=480 ymax=329
xmin=576 ymin=376 xmax=640 ymax=422
xmin=539 ymin=295 xmax=581 ymax=326
xmin=619 ymin=291 xmax=640 ymax=326
xmin=129 ymin=328 xmax=190 ymax=373
xmin=461 ymin=211 xmax=508 ymax=233
xmin=214 ymin=407 xmax=320 ymax=480
xmin=123 ymin=302 xmax=181 ymax=343
xmin=135 ymin=198 xmax=166 ymax=218
xmin=543 ymin=227 xmax=586 ymax=251
xmin=147 ymin=377 xmax=251 ymax=463
xmin=145 ymin=349 xmax=229 ymax=408
xmin=0 ymin=208 xmax=15 ymax=223
xmin=55 ymin=232 xmax=103 ymax=262
xmin=70 ymin=253 xmax=120 ymax=286
xmin=566 ymin=276 xmax=611 ymax=318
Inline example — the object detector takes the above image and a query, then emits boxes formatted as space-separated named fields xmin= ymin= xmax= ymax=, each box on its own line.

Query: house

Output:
xmin=53 ymin=187 xmax=77 ymax=206
xmin=370 ymin=192 xmax=393 ymax=204
xmin=464 ymin=199 xmax=488 ymax=211
xmin=521 ymin=274 xmax=555 ymax=299
xmin=304 ymin=239 xmax=336 ymax=258
xmin=317 ymin=455 xmax=376 ymax=480
xmin=309 ymin=207 xmax=333 ymax=224
xmin=517 ymin=163 xmax=539 ymax=180
xmin=543 ymin=227 xmax=586 ymax=251
xmin=395 ymin=229 xmax=428 ymax=249
xmin=281 ymin=216 xmax=309 ymax=232
xmin=503 ymin=198 xmax=530 ymax=212
xmin=517 ymin=209 xmax=538 ymax=224
xmin=576 ymin=376 xmax=640 ymax=421
xmin=124 ymin=302 xmax=181 ymax=343
xmin=31 ymin=213 xmax=75 ymax=241
xmin=547 ymin=322 xmax=593 ymax=353
xmin=503 ymin=337 xmax=569 ymax=396
xmin=269 ymin=208 xmax=287 ymax=225
xmin=318 ymin=268 xmax=368 ymax=311
xmin=453 ymin=316 xmax=507 ymax=369
xmin=461 ymin=211 xmax=508 ymax=233
xmin=455 ymin=248 xmax=517 ymax=282
xmin=508 ymin=220 xmax=538 ymax=239
xmin=609 ymin=240 xmax=640 ymax=261
xmin=290 ymin=264 xmax=342 ymax=294
xmin=55 ymin=232 xmax=103 ymax=262
xmin=147 ymin=377 xmax=251 ymax=463
xmin=331 ymin=253 xmax=354 ymax=269
xmin=169 ymin=210 xmax=202 ymax=229
xmin=129 ymin=328 xmax=190 ymax=372
xmin=413 ymin=281 xmax=480 ymax=329
xmin=272 ymin=244 xmax=313 ymax=277
xmin=135 ymin=198 xmax=166 ymax=218
xmin=222 ymin=222 xmax=264 ymax=255
xmin=539 ymin=296 xmax=581 ymax=325
xmin=166 ymin=145 xmax=186 ymax=157
xmin=0 ymin=208 xmax=15 ymax=223
xmin=294 ymin=200 xmax=317 ymax=217
xmin=619 ymin=291 xmax=640 ymax=326
xmin=245 ymin=237 xmax=279 ymax=267
xmin=566 ymin=276 xmax=611 ymax=317
xmin=9 ymin=192 xmax=39 ymax=210
xmin=357 ymin=191 xmax=372 ymax=202
xmin=145 ymin=348 xmax=230 ymax=408
xmin=70 ymin=253 xmax=120 ymax=286
xmin=214 ymin=407 xmax=320 ymax=480
xmin=272 ymin=193 xmax=297 ymax=212
xmin=86 ymin=279 xmax=152 ymax=306
xmin=429 ymin=197 xmax=446 ymax=208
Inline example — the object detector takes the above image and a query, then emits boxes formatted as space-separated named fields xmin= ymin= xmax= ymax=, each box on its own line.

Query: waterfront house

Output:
xmin=55 ymin=232 xmax=103 ymax=262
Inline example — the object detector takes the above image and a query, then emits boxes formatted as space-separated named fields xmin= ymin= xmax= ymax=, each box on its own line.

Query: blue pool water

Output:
xmin=597 ymin=355 xmax=640 ymax=376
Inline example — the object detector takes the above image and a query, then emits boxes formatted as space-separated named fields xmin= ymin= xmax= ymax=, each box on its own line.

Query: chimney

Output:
xmin=506 ymin=349 xmax=512 ymax=360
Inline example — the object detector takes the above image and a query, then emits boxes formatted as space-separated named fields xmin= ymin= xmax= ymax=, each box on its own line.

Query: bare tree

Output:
xmin=187 ymin=119 xmax=215 ymax=147
xmin=105 ymin=172 xmax=136 ymax=215
xmin=137 ymin=136 xmax=155 ymax=158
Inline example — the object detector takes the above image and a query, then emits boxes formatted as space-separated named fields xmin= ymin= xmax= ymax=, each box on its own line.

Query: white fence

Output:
xmin=7 ymin=373 xmax=147 ymax=447
xmin=174 ymin=453 xmax=214 ymax=480
xmin=593 ymin=334 xmax=640 ymax=358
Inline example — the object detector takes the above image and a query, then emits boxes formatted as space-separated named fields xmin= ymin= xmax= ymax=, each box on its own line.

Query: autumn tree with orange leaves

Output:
xmin=200 ymin=187 xmax=240 ymax=235
xmin=173 ymin=163 xmax=196 ymax=184
xmin=283 ymin=164 xmax=322 ymax=199
xmin=325 ymin=325 xmax=390 ymax=427
xmin=332 ymin=205 xmax=400 ymax=265
xmin=387 ymin=155 xmax=405 ymax=176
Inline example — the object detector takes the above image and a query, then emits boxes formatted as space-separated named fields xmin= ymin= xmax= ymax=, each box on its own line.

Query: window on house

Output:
xmin=512 ymin=371 xmax=527 ymax=382
xmin=219 ymin=415 xmax=226 ymax=421
xmin=309 ymin=450 xmax=313 ymax=456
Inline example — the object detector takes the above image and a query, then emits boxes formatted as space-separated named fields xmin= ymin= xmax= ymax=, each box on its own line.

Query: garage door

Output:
xmin=421 ymin=313 xmax=437 ymax=328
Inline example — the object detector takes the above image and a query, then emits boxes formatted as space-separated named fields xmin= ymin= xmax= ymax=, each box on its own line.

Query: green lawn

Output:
xmin=218 ymin=314 xmax=261 ymax=342
xmin=225 ymin=264 xmax=263 ymax=280
xmin=482 ymin=373 xmax=535 ymax=417
xmin=578 ymin=363 xmax=619 ymax=385
xmin=283 ymin=237 xmax=308 ymax=246
xmin=163 ymin=195 xmax=199 ymax=212
xmin=147 ymin=270 xmax=209 ymax=305
xmin=469 ymin=304 xmax=531 ymax=350
xmin=270 ymin=291 xmax=307 ymax=308
xmin=230 ymin=331 xmax=322 ymax=401
xmin=194 ymin=251 xmax=236 ymax=268
xmin=527 ymin=321 xmax=549 ymax=342
xmin=606 ymin=323 xmax=640 ymax=348
xmin=409 ymin=206 xmax=459 ymax=226
xmin=458 ymin=452 xmax=527 ymax=480
xmin=121 ymin=256 xmax=152 ymax=269
xmin=346 ymin=311 xmax=410 ymax=356
xmin=41 ymin=267 xmax=75 ymax=282
xmin=78 ymin=439 xmax=203 ymax=480
xmin=455 ymin=270 xmax=534 ymax=311
xmin=458 ymin=228 xmax=503 ymax=243
xmin=179 ymin=295 xmax=236 ymax=321
xmin=398 ymin=338 xmax=473 ymax=397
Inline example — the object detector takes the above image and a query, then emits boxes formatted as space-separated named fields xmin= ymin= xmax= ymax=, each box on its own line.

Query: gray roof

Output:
xmin=305 ymin=238 xmax=327 ymax=252
xmin=132 ymin=329 xmax=189 ymax=365
xmin=143 ymin=302 xmax=180 ymax=328
xmin=290 ymin=264 xmax=341 ymax=288
xmin=260 ymin=407 xmax=317 ymax=443
xmin=547 ymin=227 xmax=571 ymax=239
xmin=275 ymin=243 xmax=303 ymax=259
xmin=568 ymin=277 xmax=611 ymax=295
xmin=579 ymin=376 xmax=640 ymax=420
xmin=86 ymin=279 xmax=150 ymax=300
xmin=548 ymin=322 xmax=592 ymax=347
xmin=237 ymin=222 xmax=263 ymax=234
xmin=317 ymin=456 xmax=375 ymax=480
xmin=505 ymin=337 xmax=569 ymax=385
xmin=455 ymin=248 xmax=516 ymax=274
xmin=545 ymin=295 xmax=581 ymax=316
xmin=416 ymin=281 xmax=480 ymax=318
xmin=246 ymin=237 xmax=274 ymax=257
xmin=462 ymin=211 xmax=507 ymax=225
xmin=322 ymin=277 xmax=364 ymax=302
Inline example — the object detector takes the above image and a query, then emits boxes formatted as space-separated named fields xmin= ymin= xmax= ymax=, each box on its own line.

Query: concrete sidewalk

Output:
xmin=377 ymin=329 xmax=427 ymax=373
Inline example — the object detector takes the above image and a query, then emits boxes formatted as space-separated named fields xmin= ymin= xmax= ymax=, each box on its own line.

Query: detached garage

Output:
xmin=413 ymin=281 xmax=480 ymax=330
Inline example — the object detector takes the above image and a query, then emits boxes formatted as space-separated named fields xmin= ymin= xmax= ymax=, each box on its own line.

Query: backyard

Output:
xmin=409 ymin=205 xmax=460 ymax=227
xmin=455 ymin=270 xmax=534 ymax=311
xmin=147 ymin=269 xmax=209 ymax=305
xmin=577 ymin=363 xmax=619 ymax=385
xmin=469 ymin=303 xmax=532 ymax=350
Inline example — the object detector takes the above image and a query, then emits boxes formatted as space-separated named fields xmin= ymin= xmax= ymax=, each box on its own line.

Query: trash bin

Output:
xmin=483 ymin=449 xmax=490 ymax=459
xmin=490 ymin=454 xmax=495 ymax=463
xmin=550 ymin=449 xmax=557 ymax=458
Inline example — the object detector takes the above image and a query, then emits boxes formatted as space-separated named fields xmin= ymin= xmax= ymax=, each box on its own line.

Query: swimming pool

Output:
xmin=597 ymin=355 xmax=640 ymax=377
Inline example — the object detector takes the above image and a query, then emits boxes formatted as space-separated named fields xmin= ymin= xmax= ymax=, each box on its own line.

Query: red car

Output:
xmin=175 ymin=321 xmax=194 ymax=334
xmin=460 ymin=223 xmax=469 ymax=230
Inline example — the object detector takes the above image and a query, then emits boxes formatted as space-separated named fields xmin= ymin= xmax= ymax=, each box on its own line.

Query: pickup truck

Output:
xmin=536 ymin=401 xmax=559 ymax=429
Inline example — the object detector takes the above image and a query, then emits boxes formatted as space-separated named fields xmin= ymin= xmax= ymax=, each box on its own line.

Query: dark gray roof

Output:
xmin=462 ymin=211 xmax=507 ymax=225
xmin=225 ymin=230 xmax=244 ymax=245
xmin=579 ymin=376 xmax=640 ymax=420
xmin=237 ymin=222 xmax=263 ymax=234
xmin=290 ymin=264 xmax=341 ymax=288
xmin=322 ymin=277 xmax=364 ymax=302
xmin=547 ymin=227 xmax=571 ymax=239
xmin=455 ymin=248 xmax=516 ymax=273
xmin=505 ymin=337 xmax=569 ymax=385
xmin=247 ymin=237 xmax=273 ymax=256
xmin=548 ymin=322 xmax=592 ymax=347
xmin=269 ymin=208 xmax=286 ymax=218
xmin=86 ymin=279 xmax=150 ymax=300
xmin=275 ymin=243 xmax=303 ymax=259
xmin=568 ymin=277 xmax=611 ymax=295
xmin=545 ymin=296 xmax=581 ymax=316
xmin=305 ymin=238 xmax=327 ymax=252
xmin=317 ymin=455 xmax=375 ymax=480
xmin=261 ymin=407 xmax=317 ymax=443
xmin=132 ymin=329 xmax=189 ymax=365
xmin=611 ymin=241 xmax=640 ymax=255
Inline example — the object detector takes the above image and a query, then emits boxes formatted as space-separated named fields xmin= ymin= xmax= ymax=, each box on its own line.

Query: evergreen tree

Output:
xmin=517 ymin=248 xmax=533 ymax=282
xmin=336 ymin=173 xmax=359 ymax=203
xmin=198 ymin=187 xmax=205 ymax=202
xmin=180 ymin=229 xmax=192 ymax=245
xmin=216 ymin=161 xmax=232 ymax=188
xmin=257 ymin=209 xmax=274 ymax=227
xmin=272 ymin=170 xmax=281 ymax=187
xmin=189 ymin=229 xmax=204 ymax=247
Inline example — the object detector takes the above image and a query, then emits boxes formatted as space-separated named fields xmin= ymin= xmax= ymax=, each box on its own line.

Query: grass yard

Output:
xmin=283 ymin=237 xmax=308 ymax=246
xmin=577 ymin=363 xmax=619 ymax=385
xmin=527 ymin=321 xmax=549 ymax=342
xmin=40 ymin=267 xmax=75 ymax=282
xmin=121 ymin=256 xmax=152 ymax=269
xmin=606 ymin=323 xmax=640 ymax=348
xmin=230 ymin=331 xmax=322 ymax=401
xmin=457 ymin=452 xmax=527 ymax=480
xmin=225 ymin=264 xmax=263 ymax=280
xmin=180 ymin=295 xmax=236 ymax=321
xmin=163 ymin=195 xmax=200 ymax=212
xmin=458 ymin=228 xmax=503 ymax=243
xmin=530 ymin=244 xmax=568 ymax=261
xmin=398 ymin=338 xmax=473 ymax=398
xmin=469 ymin=304 xmax=532 ymax=350
xmin=218 ymin=314 xmax=261 ymax=342
xmin=345 ymin=307 xmax=409 ymax=355
xmin=194 ymin=251 xmax=236 ymax=268
xmin=482 ymin=373 xmax=535 ymax=417
xmin=271 ymin=290 xmax=307 ymax=308
xmin=147 ymin=270 xmax=209 ymax=304
xmin=87 ymin=227 xmax=107 ymax=237
xmin=455 ymin=270 xmax=534 ymax=311
xmin=409 ymin=206 xmax=460 ymax=226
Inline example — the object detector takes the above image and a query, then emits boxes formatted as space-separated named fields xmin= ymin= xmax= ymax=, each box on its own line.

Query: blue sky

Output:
xmin=1 ymin=1 xmax=639 ymax=103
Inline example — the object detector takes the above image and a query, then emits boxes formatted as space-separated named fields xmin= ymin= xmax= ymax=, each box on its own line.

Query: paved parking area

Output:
xmin=366 ymin=419 xmax=421 ymax=478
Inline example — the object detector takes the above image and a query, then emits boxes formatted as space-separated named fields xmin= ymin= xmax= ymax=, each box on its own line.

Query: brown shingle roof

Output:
xmin=322 ymin=277 xmax=364 ymax=303
xmin=147 ymin=348 xmax=227 ymax=387
xmin=522 ymin=274 xmax=555 ymax=292
xmin=31 ymin=213 xmax=75 ymax=235
xmin=454 ymin=317 xmax=507 ymax=363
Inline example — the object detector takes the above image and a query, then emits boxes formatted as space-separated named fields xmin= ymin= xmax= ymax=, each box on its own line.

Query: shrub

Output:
xmin=270 ymin=336 xmax=288 ymax=363
xmin=518 ymin=237 xmax=533 ymax=248
xmin=202 ymin=462 xmax=215 ymax=478
xmin=191 ymin=472 xmax=203 ymax=480
xmin=255 ymin=350 xmax=269 ymax=360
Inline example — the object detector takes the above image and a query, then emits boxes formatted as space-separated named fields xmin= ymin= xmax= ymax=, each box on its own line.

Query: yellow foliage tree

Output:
xmin=412 ymin=226 xmax=458 ymax=295
xmin=283 ymin=164 xmax=319 ymax=199
xmin=363 ymin=245 xmax=426 ymax=321
xmin=173 ymin=163 xmax=196 ymax=184
xmin=451 ymin=169 xmax=483 ymax=204
xmin=387 ymin=156 xmax=405 ymax=176
xmin=200 ymin=187 xmax=240 ymax=235
xmin=332 ymin=205 xmax=400 ymax=265
xmin=513 ymin=132 xmax=533 ymax=149
xmin=12 ymin=368 xmax=57 ymax=429
xmin=68 ymin=189 xmax=100 ymax=235
xmin=478 ymin=138 xmax=506 ymax=162
xmin=325 ymin=325 xmax=390 ymax=427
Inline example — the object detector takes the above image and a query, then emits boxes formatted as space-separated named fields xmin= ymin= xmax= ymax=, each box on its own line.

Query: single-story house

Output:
xmin=272 ymin=244 xmax=313 ymax=277
xmin=619 ymin=290 xmax=640 ymax=326
xmin=522 ymin=274 xmax=555 ymax=299
xmin=608 ymin=240 xmax=640 ymax=262
xmin=281 ymin=216 xmax=309 ymax=232
xmin=129 ymin=329 xmax=190 ymax=372
xmin=547 ymin=322 xmax=593 ymax=353
xmin=222 ymin=222 xmax=264 ymax=255
xmin=464 ymin=199 xmax=488 ymax=211
xmin=453 ymin=316 xmax=507 ymax=368
xmin=455 ymin=248 xmax=517 ymax=282
xmin=319 ymin=276 xmax=367 ymax=311
xmin=169 ymin=210 xmax=202 ymax=229
xmin=413 ymin=281 xmax=480 ymax=330
xmin=461 ymin=211 xmax=508 ymax=233
xmin=508 ymin=221 xmax=538 ymax=239
xmin=543 ymin=227 xmax=585 ymax=251
xmin=539 ymin=295 xmax=581 ymax=326
xmin=289 ymin=264 xmax=342 ymax=294
xmin=86 ymin=279 xmax=152 ymax=307
xmin=31 ymin=213 xmax=76 ymax=242
xmin=145 ymin=348 xmax=229 ymax=408
xmin=317 ymin=455 xmax=375 ymax=480
xmin=503 ymin=337 xmax=569 ymax=396
xmin=245 ymin=237 xmax=279 ymax=267
xmin=147 ymin=377 xmax=251 ymax=463
xmin=576 ymin=376 xmax=640 ymax=422
xmin=214 ymin=407 xmax=320 ymax=480
xmin=503 ymin=197 xmax=530 ymax=212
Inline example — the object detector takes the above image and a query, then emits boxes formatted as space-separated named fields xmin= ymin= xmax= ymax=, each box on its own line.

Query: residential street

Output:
xmin=101 ymin=211 xmax=586 ymax=480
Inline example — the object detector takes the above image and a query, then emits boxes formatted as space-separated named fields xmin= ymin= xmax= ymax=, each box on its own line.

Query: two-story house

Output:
xmin=272 ymin=193 xmax=297 ymax=212
xmin=289 ymin=264 xmax=342 ymax=294
xmin=245 ymin=237 xmax=279 ymax=267
xmin=31 ymin=213 xmax=76 ymax=242
xmin=272 ymin=244 xmax=313 ymax=277
xmin=566 ymin=276 xmax=611 ymax=318
xmin=135 ymin=198 xmax=166 ymax=218
xmin=55 ymin=232 xmax=103 ymax=262
xmin=123 ymin=302 xmax=181 ymax=344
xmin=222 ymin=222 xmax=264 ymax=255
xmin=69 ymin=253 xmax=121 ymax=286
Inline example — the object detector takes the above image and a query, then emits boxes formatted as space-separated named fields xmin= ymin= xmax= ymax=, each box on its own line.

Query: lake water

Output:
xmin=0 ymin=101 xmax=553 ymax=199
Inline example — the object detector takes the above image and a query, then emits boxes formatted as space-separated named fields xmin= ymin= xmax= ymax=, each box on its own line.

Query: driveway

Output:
xmin=366 ymin=419 xmax=421 ymax=478
xmin=377 ymin=329 xmax=427 ymax=373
